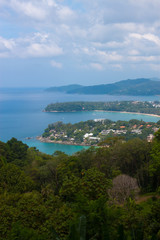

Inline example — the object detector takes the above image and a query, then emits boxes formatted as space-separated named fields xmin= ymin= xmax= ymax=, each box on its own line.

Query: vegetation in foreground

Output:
xmin=0 ymin=132 xmax=160 ymax=239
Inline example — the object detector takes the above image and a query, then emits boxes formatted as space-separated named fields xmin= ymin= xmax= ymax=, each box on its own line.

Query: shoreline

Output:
xmin=37 ymin=136 xmax=95 ymax=147
xmin=45 ymin=109 xmax=160 ymax=118
xmin=37 ymin=110 xmax=160 ymax=146
xmin=94 ymin=110 xmax=160 ymax=118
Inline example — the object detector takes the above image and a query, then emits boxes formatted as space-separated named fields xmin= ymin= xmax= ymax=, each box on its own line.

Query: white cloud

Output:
xmin=45 ymin=0 xmax=57 ymax=7
xmin=26 ymin=43 xmax=63 ymax=57
xmin=128 ymin=50 xmax=140 ymax=56
xmin=0 ymin=0 xmax=160 ymax=74
xmin=50 ymin=59 xmax=62 ymax=68
xmin=0 ymin=33 xmax=63 ymax=58
xmin=90 ymin=63 xmax=103 ymax=71
xmin=0 ymin=37 xmax=15 ymax=50
xmin=0 ymin=37 xmax=16 ymax=57
xmin=79 ymin=47 xmax=123 ymax=63
xmin=10 ymin=0 xmax=47 ymax=20
xmin=130 ymin=33 xmax=160 ymax=46
xmin=57 ymin=6 xmax=76 ymax=21
xmin=97 ymin=50 xmax=123 ymax=62
xmin=80 ymin=0 xmax=160 ymax=24
xmin=128 ymin=56 xmax=156 ymax=63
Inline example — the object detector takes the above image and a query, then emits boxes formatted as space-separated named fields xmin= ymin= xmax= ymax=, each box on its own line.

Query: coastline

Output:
xmin=37 ymin=110 xmax=160 ymax=146
xmin=94 ymin=110 xmax=160 ymax=118
xmin=37 ymin=136 xmax=95 ymax=147
xmin=45 ymin=109 xmax=160 ymax=118
xmin=43 ymin=110 xmax=77 ymax=112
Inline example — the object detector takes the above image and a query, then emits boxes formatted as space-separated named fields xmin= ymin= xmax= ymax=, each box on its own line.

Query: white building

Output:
xmin=83 ymin=133 xmax=93 ymax=138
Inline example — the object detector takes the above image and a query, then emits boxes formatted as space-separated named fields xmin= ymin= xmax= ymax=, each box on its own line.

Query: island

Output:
xmin=44 ymin=101 xmax=160 ymax=116
xmin=45 ymin=78 xmax=160 ymax=95
xmin=37 ymin=119 xmax=160 ymax=146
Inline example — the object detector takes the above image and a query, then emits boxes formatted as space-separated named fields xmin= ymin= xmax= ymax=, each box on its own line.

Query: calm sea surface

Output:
xmin=1 ymin=88 xmax=160 ymax=155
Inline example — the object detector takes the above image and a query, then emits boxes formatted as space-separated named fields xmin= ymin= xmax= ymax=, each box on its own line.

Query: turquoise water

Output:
xmin=23 ymin=139 xmax=89 ymax=155
xmin=1 ymin=88 xmax=160 ymax=155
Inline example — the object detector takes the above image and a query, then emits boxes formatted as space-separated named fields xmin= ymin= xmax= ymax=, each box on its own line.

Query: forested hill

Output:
xmin=45 ymin=78 xmax=160 ymax=95
xmin=44 ymin=101 xmax=160 ymax=115
xmin=45 ymin=84 xmax=82 ymax=92
xmin=0 ymin=135 xmax=160 ymax=239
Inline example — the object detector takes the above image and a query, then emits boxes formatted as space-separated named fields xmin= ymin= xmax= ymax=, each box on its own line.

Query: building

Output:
xmin=147 ymin=134 xmax=154 ymax=142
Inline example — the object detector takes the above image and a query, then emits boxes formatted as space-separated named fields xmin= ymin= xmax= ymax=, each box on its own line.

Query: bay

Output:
xmin=0 ymin=88 xmax=160 ymax=155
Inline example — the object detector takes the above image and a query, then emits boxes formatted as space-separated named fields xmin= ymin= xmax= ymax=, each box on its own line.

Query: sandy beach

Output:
xmin=94 ymin=110 xmax=160 ymax=118
xmin=45 ymin=109 xmax=160 ymax=118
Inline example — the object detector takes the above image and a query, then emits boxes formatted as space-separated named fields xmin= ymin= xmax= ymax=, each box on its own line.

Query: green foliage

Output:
xmin=112 ymin=138 xmax=150 ymax=174
xmin=0 ymin=141 xmax=8 ymax=167
xmin=0 ymin=137 xmax=160 ymax=239
xmin=6 ymin=138 xmax=28 ymax=166
xmin=0 ymin=163 xmax=34 ymax=193
xmin=45 ymin=100 xmax=160 ymax=115
xmin=68 ymin=215 xmax=86 ymax=240
xmin=98 ymin=136 xmax=125 ymax=147
xmin=6 ymin=222 xmax=46 ymax=240
xmin=149 ymin=129 xmax=160 ymax=190
xmin=59 ymin=174 xmax=80 ymax=201
xmin=80 ymin=168 xmax=111 ymax=200
xmin=41 ymin=117 xmax=158 ymax=146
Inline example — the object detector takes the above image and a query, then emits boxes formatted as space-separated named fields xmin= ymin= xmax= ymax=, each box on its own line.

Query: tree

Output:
xmin=111 ymin=138 xmax=151 ymax=178
xmin=109 ymin=174 xmax=139 ymax=204
xmin=149 ymin=129 xmax=160 ymax=190
xmin=0 ymin=163 xmax=33 ymax=193
xmin=68 ymin=215 xmax=86 ymax=240
xmin=0 ymin=141 xmax=8 ymax=167
xmin=6 ymin=222 xmax=46 ymax=240
xmin=59 ymin=174 xmax=80 ymax=202
xmin=6 ymin=138 xmax=28 ymax=167
xmin=80 ymin=168 xmax=111 ymax=200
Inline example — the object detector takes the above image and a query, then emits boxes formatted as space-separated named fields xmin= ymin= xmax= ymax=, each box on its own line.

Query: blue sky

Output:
xmin=0 ymin=0 xmax=160 ymax=87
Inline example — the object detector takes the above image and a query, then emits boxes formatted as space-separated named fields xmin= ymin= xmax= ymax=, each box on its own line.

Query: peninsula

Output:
xmin=44 ymin=101 xmax=160 ymax=116
xmin=38 ymin=119 xmax=160 ymax=146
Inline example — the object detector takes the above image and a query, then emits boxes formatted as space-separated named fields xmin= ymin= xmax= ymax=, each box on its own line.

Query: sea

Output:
xmin=1 ymin=88 xmax=160 ymax=155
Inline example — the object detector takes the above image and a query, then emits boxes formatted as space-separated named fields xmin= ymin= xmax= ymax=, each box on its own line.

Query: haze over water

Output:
xmin=1 ymin=88 xmax=160 ymax=155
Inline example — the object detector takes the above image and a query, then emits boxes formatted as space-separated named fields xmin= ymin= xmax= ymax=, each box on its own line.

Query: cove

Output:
xmin=23 ymin=110 xmax=160 ymax=155
xmin=1 ymin=88 xmax=160 ymax=155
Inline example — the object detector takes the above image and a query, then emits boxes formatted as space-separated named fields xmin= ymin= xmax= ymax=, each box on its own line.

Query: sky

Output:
xmin=0 ymin=0 xmax=160 ymax=87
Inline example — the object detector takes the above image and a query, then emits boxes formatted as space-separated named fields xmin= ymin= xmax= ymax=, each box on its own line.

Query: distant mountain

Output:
xmin=45 ymin=84 xmax=82 ymax=92
xmin=150 ymin=77 xmax=160 ymax=81
xmin=45 ymin=78 xmax=160 ymax=96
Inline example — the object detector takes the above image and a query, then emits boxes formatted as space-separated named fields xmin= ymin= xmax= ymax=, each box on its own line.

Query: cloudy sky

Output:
xmin=0 ymin=0 xmax=160 ymax=87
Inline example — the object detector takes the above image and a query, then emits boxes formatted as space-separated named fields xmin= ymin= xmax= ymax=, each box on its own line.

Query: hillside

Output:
xmin=45 ymin=84 xmax=82 ymax=92
xmin=45 ymin=78 xmax=160 ymax=95
xmin=44 ymin=101 xmax=160 ymax=115
xmin=40 ymin=119 xmax=160 ymax=145
xmin=0 ymin=135 xmax=160 ymax=239
xmin=68 ymin=78 xmax=160 ymax=95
